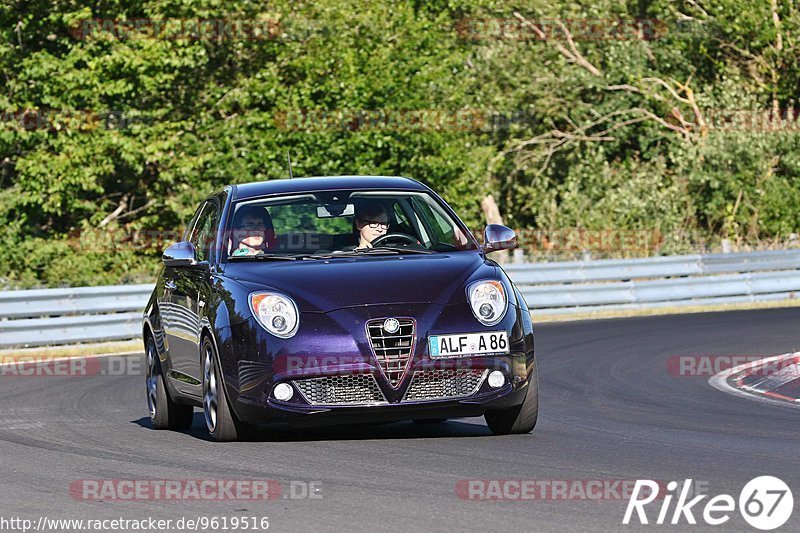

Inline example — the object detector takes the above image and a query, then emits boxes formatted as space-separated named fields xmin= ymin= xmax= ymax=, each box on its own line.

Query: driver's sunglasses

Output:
xmin=362 ymin=219 xmax=389 ymax=229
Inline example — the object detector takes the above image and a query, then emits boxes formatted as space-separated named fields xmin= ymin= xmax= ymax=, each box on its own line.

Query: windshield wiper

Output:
xmin=369 ymin=246 xmax=434 ymax=254
xmin=309 ymin=250 xmax=381 ymax=259
xmin=229 ymin=254 xmax=301 ymax=261
xmin=311 ymin=247 xmax=434 ymax=258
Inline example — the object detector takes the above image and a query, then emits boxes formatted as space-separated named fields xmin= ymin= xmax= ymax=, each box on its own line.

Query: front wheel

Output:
xmin=202 ymin=336 xmax=252 ymax=441
xmin=146 ymin=335 xmax=194 ymax=430
xmin=484 ymin=359 xmax=539 ymax=435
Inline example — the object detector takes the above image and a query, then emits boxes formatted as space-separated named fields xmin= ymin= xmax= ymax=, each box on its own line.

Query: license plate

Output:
xmin=428 ymin=332 xmax=509 ymax=357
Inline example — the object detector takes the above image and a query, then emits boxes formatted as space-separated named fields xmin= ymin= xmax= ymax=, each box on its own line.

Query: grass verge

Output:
xmin=0 ymin=340 xmax=143 ymax=361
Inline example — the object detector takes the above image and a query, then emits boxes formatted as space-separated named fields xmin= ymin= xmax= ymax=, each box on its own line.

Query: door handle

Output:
xmin=165 ymin=280 xmax=177 ymax=291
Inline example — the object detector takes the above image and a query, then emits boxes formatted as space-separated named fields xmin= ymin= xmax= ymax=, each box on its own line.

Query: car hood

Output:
xmin=223 ymin=252 xmax=495 ymax=313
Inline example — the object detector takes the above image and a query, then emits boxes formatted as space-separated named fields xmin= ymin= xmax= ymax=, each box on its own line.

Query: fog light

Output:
xmin=273 ymin=382 xmax=294 ymax=401
xmin=488 ymin=371 xmax=505 ymax=388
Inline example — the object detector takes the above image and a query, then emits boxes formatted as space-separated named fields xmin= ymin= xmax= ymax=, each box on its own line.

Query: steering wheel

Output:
xmin=370 ymin=232 xmax=419 ymax=247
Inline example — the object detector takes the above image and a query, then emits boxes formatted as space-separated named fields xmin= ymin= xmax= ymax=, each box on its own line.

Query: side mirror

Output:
xmin=162 ymin=241 xmax=199 ymax=268
xmin=482 ymin=224 xmax=516 ymax=253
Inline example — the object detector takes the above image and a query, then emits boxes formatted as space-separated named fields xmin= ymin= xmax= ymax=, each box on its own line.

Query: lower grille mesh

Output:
xmin=293 ymin=374 xmax=386 ymax=405
xmin=402 ymin=369 xmax=488 ymax=401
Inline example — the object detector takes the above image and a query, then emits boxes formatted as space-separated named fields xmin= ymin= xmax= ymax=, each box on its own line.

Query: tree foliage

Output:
xmin=1 ymin=0 xmax=799 ymax=286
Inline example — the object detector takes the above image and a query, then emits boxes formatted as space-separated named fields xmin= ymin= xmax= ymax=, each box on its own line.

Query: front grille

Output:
xmin=293 ymin=374 xmax=387 ymax=405
xmin=402 ymin=369 xmax=488 ymax=401
xmin=367 ymin=318 xmax=415 ymax=388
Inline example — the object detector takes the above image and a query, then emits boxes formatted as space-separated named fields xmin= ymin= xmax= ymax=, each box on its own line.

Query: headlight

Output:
xmin=468 ymin=280 xmax=507 ymax=326
xmin=249 ymin=292 xmax=299 ymax=338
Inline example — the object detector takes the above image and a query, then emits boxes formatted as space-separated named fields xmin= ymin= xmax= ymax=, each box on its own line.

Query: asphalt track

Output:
xmin=1 ymin=308 xmax=799 ymax=532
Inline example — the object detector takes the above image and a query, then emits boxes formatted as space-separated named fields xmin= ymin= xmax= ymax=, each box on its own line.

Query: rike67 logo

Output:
xmin=624 ymin=476 xmax=793 ymax=530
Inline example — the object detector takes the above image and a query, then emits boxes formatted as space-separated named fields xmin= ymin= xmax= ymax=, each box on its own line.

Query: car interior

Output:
xmin=227 ymin=191 xmax=470 ymax=257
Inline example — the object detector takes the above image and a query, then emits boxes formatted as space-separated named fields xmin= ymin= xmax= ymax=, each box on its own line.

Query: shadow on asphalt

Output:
xmin=132 ymin=414 xmax=498 ymax=442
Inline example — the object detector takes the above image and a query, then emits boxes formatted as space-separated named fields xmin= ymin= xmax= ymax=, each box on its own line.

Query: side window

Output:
xmin=184 ymin=204 xmax=205 ymax=242
xmin=410 ymin=196 xmax=470 ymax=249
xmin=189 ymin=202 xmax=219 ymax=262
xmin=394 ymin=201 xmax=429 ymax=244
xmin=392 ymin=202 xmax=411 ymax=229
xmin=410 ymin=197 xmax=445 ymax=243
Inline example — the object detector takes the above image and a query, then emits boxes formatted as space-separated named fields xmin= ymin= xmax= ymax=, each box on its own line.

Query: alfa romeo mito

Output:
xmin=142 ymin=176 xmax=537 ymax=440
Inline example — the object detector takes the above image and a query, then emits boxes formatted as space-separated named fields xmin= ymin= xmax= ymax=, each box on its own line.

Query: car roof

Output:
xmin=230 ymin=175 xmax=429 ymax=202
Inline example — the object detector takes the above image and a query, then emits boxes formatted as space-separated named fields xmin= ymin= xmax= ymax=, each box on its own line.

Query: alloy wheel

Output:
xmin=146 ymin=338 xmax=158 ymax=420
xmin=203 ymin=345 xmax=218 ymax=433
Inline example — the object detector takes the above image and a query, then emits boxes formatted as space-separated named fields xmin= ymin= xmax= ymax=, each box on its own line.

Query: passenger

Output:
xmin=230 ymin=205 xmax=276 ymax=256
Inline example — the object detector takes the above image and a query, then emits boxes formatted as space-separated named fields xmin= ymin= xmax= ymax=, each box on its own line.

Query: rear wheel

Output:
xmin=146 ymin=335 xmax=194 ymax=430
xmin=484 ymin=360 xmax=539 ymax=435
xmin=202 ymin=336 xmax=252 ymax=441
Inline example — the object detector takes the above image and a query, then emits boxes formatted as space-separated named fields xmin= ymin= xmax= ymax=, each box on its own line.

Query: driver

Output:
xmin=353 ymin=201 xmax=389 ymax=249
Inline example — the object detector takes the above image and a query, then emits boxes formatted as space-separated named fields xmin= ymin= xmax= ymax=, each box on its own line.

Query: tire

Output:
xmin=484 ymin=359 xmax=539 ymax=435
xmin=202 ymin=336 xmax=252 ymax=441
xmin=146 ymin=334 xmax=194 ymax=430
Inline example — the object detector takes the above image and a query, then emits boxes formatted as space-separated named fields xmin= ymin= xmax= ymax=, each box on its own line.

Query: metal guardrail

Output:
xmin=509 ymin=249 xmax=800 ymax=315
xmin=1 ymin=249 xmax=799 ymax=348
xmin=0 ymin=285 xmax=152 ymax=349
xmin=0 ymin=284 xmax=153 ymax=320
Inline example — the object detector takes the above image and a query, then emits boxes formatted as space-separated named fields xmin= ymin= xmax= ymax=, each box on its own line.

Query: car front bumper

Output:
xmin=222 ymin=303 xmax=534 ymax=426
xmin=232 ymin=354 xmax=533 ymax=427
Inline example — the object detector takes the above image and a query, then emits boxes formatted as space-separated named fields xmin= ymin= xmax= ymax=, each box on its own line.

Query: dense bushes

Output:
xmin=1 ymin=0 xmax=798 ymax=286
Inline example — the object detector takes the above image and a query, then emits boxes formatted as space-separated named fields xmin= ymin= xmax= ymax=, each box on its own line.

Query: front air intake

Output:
xmin=293 ymin=374 xmax=387 ymax=405
xmin=366 ymin=317 xmax=416 ymax=388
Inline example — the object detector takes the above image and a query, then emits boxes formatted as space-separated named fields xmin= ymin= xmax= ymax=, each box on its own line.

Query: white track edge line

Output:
xmin=708 ymin=352 xmax=800 ymax=409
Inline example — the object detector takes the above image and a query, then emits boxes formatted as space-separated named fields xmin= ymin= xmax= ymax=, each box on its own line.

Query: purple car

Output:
xmin=143 ymin=176 xmax=538 ymax=441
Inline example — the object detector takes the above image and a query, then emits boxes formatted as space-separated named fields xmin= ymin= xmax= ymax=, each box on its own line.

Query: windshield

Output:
xmin=225 ymin=190 xmax=476 ymax=258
